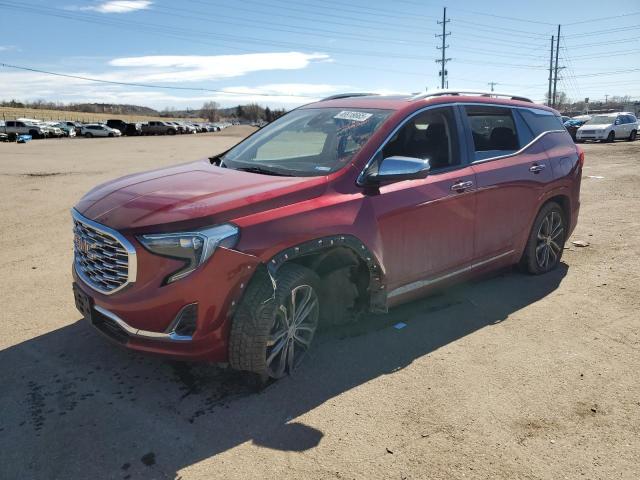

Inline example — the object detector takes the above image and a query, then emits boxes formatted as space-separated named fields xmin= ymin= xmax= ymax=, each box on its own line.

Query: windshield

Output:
xmin=586 ymin=115 xmax=616 ymax=125
xmin=222 ymin=107 xmax=392 ymax=176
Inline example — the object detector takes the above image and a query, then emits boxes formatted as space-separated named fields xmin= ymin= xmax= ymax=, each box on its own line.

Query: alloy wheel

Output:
xmin=265 ymin=284 xmax=319 ymax=379
xmin=535 ymin=210 xmax=564 ymax=270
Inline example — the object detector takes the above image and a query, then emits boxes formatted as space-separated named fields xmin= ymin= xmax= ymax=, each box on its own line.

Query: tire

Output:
xmin=28 ymin=130 xmax=41 ymax=139
xmin=108 ymin=133 xmax=114 ymax=137
xmin=629 ymin=130 xmax=637 ymax=142
xmin=168 ymin=129 xmax=176 ymax=135
xmin=84 ymin=132 xmax=93 ymax=138
xmin=606 ymin=130 xmax=615 ymax=142
xmin=520 ymin=202 xmax=566 ymax=275
xmin=229 ymin=264 xmax=321 ymax=382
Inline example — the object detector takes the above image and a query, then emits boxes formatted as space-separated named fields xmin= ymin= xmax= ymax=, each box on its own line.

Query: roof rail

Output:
xmin=321 ymin=92 xmax=378 ymax=101
xmin=410 ymin=89 xmax=533 ymax=103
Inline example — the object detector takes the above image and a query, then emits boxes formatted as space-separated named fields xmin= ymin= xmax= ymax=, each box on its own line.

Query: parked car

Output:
xmin=0 ymin=132 xmax=8 ymax=142
xmin=575 ymin=112 xmax=638 ymax=142
xmin=71 ymin=90 xmax=583 ymax=382
xmin=175 ymin=121 xmax=196 ymax=134
xmin=80 ymin=124 xmax=122 ymax=138
xmin=106 ymin=119 xmax=142 ymax=136
xmin=141 ymin=121 xmax=178 ymax=135
xmin=53 ymin=122 xmax=76 ymax=137
xmin=563 ymin=118 xmax=586 ymax=141
xmin=2 ymin=120 xmax=49 ymax=139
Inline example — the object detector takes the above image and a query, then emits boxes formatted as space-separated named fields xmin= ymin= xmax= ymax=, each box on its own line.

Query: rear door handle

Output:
xmin=529 ymin=163 xmax=546 ymax=173
xmin=451 ymin=180 xmax=474 ymax=192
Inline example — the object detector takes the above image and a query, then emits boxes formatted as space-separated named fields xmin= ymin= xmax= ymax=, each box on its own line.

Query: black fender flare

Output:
xmin=266 ymin=234 xmax=387 ymax=313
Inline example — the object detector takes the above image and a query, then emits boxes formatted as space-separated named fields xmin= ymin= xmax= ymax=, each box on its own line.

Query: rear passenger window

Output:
xmin=464 ymin=106 xmax=520 ymax=161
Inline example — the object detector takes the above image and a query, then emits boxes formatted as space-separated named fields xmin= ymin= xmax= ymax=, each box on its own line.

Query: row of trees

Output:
xmin=547 ymin=92 xmax=636 ymax=114
xmin=200 ymin=101 xmax=287 ymax=123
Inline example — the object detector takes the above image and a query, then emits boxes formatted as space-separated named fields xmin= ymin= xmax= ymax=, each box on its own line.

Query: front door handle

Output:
xmin=529 ymin=163 xmax=546 ymax=173
xmin=451 ymin=180 xmax=474 ymax=192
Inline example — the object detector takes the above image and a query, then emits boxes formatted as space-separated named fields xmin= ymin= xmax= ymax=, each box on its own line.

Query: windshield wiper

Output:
xmin=235 ymin=166 xmax=290 ymax=176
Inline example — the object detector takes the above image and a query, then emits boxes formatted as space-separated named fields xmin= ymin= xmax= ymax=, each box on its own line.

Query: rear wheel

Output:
xmin=521 ymin=202 xmax=566 ymax=275
xmin=629 ymin=130 xmax=637 ymax=141
xmin=606 ymin=130 xmax=615 ymax=142
xmin=168 ymin=129 xmax=176 ymax=135
xmin=229 ymin=264 xmax=321 ymax=383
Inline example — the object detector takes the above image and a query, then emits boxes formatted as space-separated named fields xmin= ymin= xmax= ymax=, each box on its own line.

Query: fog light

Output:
xmin=170 ymin=303 xmax=198 ymax=337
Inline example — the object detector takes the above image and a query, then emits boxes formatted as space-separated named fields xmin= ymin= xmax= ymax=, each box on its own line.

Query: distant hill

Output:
xmin=71 ymin=103 xmax=160 ymax=116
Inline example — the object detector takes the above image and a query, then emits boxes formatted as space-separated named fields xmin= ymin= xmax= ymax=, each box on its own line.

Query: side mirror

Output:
xmin=362 ymin=156 xmax=431 ymax=185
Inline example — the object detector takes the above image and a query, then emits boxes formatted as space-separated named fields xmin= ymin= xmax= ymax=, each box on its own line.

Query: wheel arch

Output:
xmin=266 ymin=234 xmax=387 ymax=313
xmin=546 ymin=193 xmax=571 ymax=227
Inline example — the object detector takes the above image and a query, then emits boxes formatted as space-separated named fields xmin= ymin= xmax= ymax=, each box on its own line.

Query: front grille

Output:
xmin=72 ymin=210 xmax=136 ymax=295
xmin=581 ymin=130 xmax=596 ymax=134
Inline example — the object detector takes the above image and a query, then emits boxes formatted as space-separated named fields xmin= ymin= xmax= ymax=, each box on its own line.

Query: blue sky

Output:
xmin=0 ymin=0 xmax=638 ymax=109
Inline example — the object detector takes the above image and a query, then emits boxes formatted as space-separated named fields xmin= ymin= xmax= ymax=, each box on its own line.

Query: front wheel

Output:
xmin=521 ymin=202 xmax=566 ymax=275
xmin=606 ymin=131 xmax=615 ymax=142
xmin=229 ymin=264 xmax=321 ymax=382
xmin=84 ymin=132 xmax=93 ymax=138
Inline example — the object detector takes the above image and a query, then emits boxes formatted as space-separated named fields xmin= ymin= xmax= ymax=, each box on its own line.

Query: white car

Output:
xmin=576 ymin=112 xmax=638 ymax=142
xmin=80 ymin=124 xmax=122 ymax=138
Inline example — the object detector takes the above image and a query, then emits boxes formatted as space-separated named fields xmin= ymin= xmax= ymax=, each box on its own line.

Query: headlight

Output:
xmin=138 ymin=224 xmax=239 ymax=284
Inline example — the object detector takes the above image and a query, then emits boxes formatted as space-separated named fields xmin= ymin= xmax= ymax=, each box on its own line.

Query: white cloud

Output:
xmin=0 ymin=69 xmax=346 ymax=109
xmin=108 ymin=52 xmax=331 ymax=83
xmin=0 ymin=45 xmax=18 ymax=51
xmin=68 ymin=1 xmax=153 ymax=14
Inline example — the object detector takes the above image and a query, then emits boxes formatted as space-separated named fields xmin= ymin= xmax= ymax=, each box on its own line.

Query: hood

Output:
xmin=75 ymin=159 xmax=328 ymax=231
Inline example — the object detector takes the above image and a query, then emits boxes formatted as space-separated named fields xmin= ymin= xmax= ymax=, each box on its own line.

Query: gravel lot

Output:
xmin=0 ymin=130 xmax=638 ymax=480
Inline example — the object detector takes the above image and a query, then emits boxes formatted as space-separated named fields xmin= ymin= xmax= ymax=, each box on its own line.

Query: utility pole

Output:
xmin=604 ymin=94 xmax=609 ymax=104
xmin=552 ymin=24 xmax=561 ymax=107
xmin=488 ymin=82 xmax=498 ymax=92
xmin=548 ymin=35 xmax=554 ymax=106
xmin=436 ymin=7 xmax=451 ymax=89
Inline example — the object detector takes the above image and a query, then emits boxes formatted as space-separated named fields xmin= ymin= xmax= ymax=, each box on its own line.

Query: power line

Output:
xmin=452 ymin=18 xmax=551 ymax=38
xmin=564 ymin=11 xmax=640 ymax=26
xmin=0 ymin=2 xmax=432 ymax=61
xmin=564 ymin=25 xmax=640 ymax=38
xmin=573 ymin=68 xmax=640 ymax=78
xmin=0 ymin=62 xmax=319 ymax=98
xmin=449 ymin=8 xmax=555 ymax=26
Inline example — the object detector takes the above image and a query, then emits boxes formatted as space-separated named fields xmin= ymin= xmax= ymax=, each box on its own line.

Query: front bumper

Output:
xmin=576 ymin=130 xmax=606 ymax=140
xmin=73 ymin=236 xmax=261 ymax=362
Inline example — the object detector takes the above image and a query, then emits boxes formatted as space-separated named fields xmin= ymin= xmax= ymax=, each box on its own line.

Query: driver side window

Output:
xmin=382 ymin=107 xmax=459 ymax=171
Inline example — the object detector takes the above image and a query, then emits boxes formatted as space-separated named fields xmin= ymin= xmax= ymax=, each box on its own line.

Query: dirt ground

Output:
xmin=0 ymin=129 xmax=638 ymax=480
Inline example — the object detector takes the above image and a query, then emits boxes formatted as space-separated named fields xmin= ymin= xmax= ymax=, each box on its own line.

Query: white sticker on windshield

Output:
xmin=334 ymin=111 xmax=373 ymax=122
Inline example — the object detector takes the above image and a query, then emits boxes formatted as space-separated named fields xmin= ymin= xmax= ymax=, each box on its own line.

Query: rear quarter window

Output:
xmin=519 ymin=108 xmax=564 ymax=137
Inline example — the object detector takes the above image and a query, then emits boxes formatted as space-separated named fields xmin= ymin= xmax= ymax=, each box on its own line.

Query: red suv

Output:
xmin=72 ymin=91 xmax=582 ymax=381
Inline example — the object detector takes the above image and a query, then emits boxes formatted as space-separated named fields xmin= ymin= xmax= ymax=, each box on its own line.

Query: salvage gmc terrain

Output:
xmin=72 ymin=91 xmax=583 ymax=381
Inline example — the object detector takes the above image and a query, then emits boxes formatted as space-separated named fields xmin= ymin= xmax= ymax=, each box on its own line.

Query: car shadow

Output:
xmin=0 ymin=264 xmax=567 ymax=479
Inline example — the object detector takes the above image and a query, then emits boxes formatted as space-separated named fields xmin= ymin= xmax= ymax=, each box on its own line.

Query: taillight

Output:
xmin=577 ymin=146 xmax=585 ymax=167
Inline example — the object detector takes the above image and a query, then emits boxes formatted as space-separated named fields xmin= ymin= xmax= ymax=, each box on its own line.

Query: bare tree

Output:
xmin=243 ymin=103 xmax=262 ymax=122
xmin=201 ymin=101 xmax=220 ymax=122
